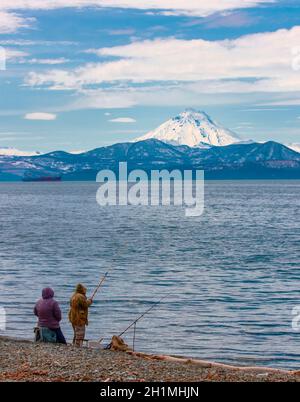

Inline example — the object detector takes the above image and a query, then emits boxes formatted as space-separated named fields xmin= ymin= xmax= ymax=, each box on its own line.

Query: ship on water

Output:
xmin=22 ymin=174 xmax=62 ymax=182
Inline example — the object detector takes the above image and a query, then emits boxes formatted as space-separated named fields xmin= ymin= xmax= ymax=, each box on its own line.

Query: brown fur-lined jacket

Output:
xmin=68 ymin=284 xmax=92 ymax=326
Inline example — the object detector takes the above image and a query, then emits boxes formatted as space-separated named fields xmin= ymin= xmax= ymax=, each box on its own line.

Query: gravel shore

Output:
xmin=0 ymin=337 xmax=299 ymax=382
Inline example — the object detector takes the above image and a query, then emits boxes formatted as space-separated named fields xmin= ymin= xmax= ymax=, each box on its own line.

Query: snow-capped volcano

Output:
xmin=134 ymin=109 xmax=240 ymax=147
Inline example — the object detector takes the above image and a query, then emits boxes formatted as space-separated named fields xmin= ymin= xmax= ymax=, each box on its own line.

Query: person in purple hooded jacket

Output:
xmin=34 ymin=287 xmax=66 ymax=344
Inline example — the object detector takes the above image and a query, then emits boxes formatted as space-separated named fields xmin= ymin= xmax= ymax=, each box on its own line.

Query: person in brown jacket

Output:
xmin=69 ymin=284 xmax=92 ymax=347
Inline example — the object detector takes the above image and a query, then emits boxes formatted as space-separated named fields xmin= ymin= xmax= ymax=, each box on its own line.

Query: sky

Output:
xmin=0 ymin=0 xmax=300 ymax=153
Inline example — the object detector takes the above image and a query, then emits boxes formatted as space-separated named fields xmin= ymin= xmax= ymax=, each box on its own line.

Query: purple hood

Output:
xmin=42 ymin=287 xmax=54 ymax=299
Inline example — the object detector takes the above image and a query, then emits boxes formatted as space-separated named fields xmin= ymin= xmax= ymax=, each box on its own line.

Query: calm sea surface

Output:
xmin=0 ymin=181 xmax=299 ymax=369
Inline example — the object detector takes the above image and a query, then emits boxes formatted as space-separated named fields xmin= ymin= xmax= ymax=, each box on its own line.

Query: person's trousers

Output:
xmin=50 ymin=327 xmax=67 ymax=344
xmin=72 ymin=325 xmax=85 ymax=347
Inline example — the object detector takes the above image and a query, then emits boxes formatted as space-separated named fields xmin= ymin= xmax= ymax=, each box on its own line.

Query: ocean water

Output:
xmin=0 ymin=180 xmax=299 ymax=369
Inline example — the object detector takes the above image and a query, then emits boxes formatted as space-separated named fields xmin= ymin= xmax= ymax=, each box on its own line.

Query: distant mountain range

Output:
xmin=1 ymin=139 xmax=300 ymax=181
xmin=1 ymin=109 xmax=300 ymax=180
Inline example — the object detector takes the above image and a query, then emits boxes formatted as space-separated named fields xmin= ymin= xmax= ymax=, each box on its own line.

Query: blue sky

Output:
xmin=0 ymin=0 xmax=300 ymax=152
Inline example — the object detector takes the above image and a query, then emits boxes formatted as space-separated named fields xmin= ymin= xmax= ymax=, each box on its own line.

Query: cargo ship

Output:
xmin=22 ymin=175 xmax=62 ymax=182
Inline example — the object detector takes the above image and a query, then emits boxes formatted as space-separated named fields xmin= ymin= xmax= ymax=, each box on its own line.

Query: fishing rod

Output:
xmin=90 ymin=245 xmax=124 ymax=301
xmin=119 ymin=292 xmax=172 ymax=337
xmin=105 ymin=292 xmax=172 ymax=349
xmin=90 ymin=267 xmax=113 ymax=301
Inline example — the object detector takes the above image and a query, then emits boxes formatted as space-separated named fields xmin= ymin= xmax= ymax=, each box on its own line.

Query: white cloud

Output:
xmin=25 ymin=58 xmax=70 ymax=65
xmin=0 ymin=1 xmax=274 ymax=17
xmin=0 ymin=11 xmax=34 ymax=33
xmin=105 ymin=28 xmax=136 ymax=36
xmin=261 ymin=100 xmax=300 ymax=106
xmin=0 ymin=1 xmax=275 ymax=34
xmin=4 ymin=55 xmax=69 ymax=65
xmin=22 ymin=57 xmax=70 ymax=66
xmin=0 ymin=147 xmax=39 ymax=156
xmin=68 ymin=88 xmax=137 ymax=109
xmin=286 ymin=143 xmax=300 ymax=153
xmin=0 ymin=39 xmax=77 ymax=46
xmin=24 ymin=112 xmax=57 ymax=120
xmin=109 ymin=117 xmax=136 ymax=123
xmin=25 ymin=26 xmax=300 ymax=95
xmin=5 ymin=48 xmax=29 ymax=60
xmin=0 ymin=47 xmax=28 ymax=69
xmin=63 ymin=84 xmax=254 ymax=111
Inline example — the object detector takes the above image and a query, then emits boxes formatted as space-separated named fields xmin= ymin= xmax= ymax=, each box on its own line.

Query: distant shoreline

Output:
xmin=1 ymin=178 xmax=300 ymax=182
xmin=0 ymin=336 xmax=299 ymax=382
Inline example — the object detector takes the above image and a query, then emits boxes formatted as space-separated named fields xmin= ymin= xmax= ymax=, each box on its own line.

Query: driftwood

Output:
xmin=88 ymin=334 xmax=297 ymax=376
xmin=93 ymin=334 xmax=297 ymax=375
xmin=126 ymin=351 xmax=299 ymax=376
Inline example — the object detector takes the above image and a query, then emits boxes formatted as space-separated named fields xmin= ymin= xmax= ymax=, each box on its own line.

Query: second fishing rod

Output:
xmin=105 ymin=292 xmax=172 ymax=349
xmin=89 ymin=259 xmax=173 ymax=350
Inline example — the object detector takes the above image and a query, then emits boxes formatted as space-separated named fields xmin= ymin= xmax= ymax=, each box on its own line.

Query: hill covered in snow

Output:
xmin=134 ymin=109 xmax=240 ymax=147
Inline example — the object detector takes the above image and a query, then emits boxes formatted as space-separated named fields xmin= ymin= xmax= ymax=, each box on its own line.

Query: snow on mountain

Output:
xmin=0 ymin=147 xmax=40 ymax=156
xmin=134 ymin=109 xmax=240 ymax=147
xmin=286 ymin=143 xmax=300 ymax=153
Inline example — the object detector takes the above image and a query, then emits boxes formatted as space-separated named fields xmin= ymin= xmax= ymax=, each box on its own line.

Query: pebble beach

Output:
xmin=0 ymin=337 xmax=299 ymax=382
